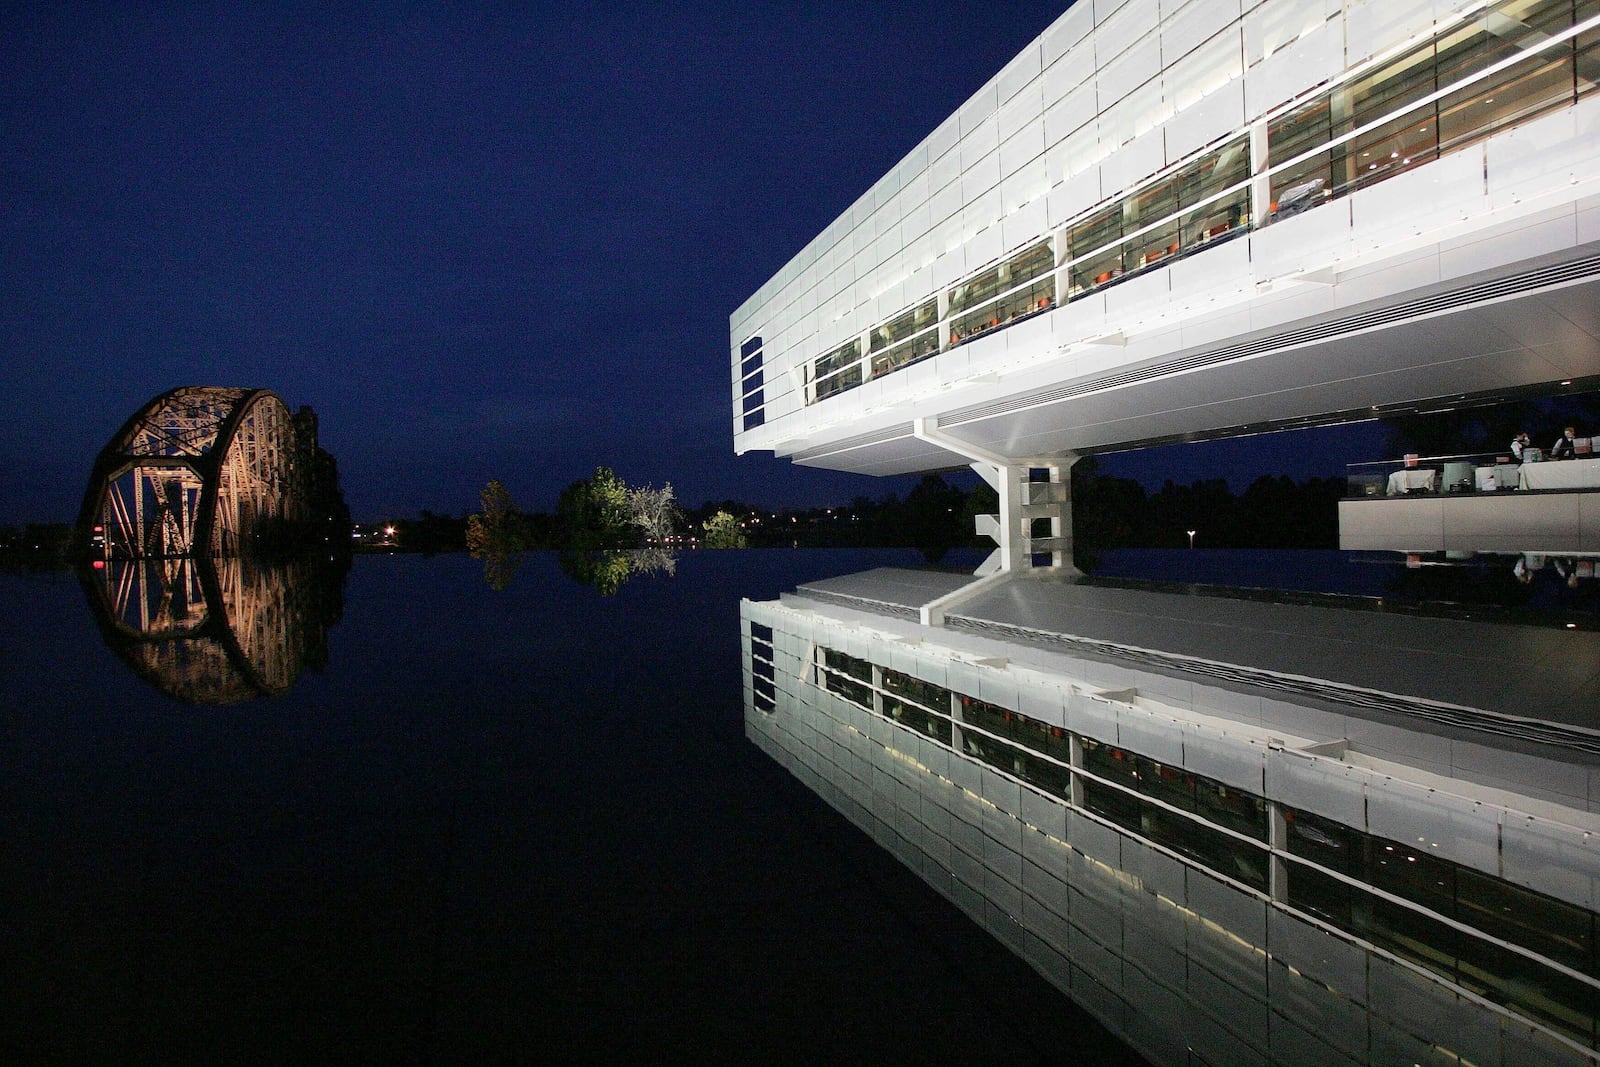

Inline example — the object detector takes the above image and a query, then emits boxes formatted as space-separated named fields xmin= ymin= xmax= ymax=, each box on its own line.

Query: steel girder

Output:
xmin=78 ymin=386 xmax=307 ymax=559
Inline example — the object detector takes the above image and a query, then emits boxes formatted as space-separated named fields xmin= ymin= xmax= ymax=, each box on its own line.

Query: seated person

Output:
xmin=1551 ymin=426 xmax=1578 ymax=460
xmin=1510 ymin=431 xmax=1531 ymax=462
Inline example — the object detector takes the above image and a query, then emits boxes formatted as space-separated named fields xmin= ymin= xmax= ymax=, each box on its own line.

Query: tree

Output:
xmin=702 ymin=510 xmax=748 ymax=548
xmin=626 ymin=483 xmax=678 ymax=543
xmin=467 ymin=480 xmax=526 ymax=589
xmin=558 ymin=466 xmax=630 ymax=548
xmin=897 ymin=473 xmax=968 ymax=562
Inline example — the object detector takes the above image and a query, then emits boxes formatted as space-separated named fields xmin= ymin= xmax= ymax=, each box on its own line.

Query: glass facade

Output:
xmin=882 ymin=668 xmax=954 ymax=745
xmin=810 ymin=338 xmax=863 ymax=403
xmin=948 ymin=241 xmax=1055 ymax=347
xmin=1268 ymin=0 xmax=1599 ymax=210
xmin=799 ymin=0 xmax=1600 ymax=409
xmin=870 ymin=299 xmax=940 ymax=379
xmin=807 ymin=638 xmax=1600 ymax=1049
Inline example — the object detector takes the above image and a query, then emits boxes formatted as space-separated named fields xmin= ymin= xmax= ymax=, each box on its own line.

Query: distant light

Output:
xmin=1560 ymin=380 xmax=1573 ymax=386
xmin=1569 ymin=623 xmax=1579 ymax=629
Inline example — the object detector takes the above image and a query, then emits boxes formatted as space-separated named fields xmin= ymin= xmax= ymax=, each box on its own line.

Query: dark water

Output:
xmin=0 ymin=550 xmax=1145 ymax=1064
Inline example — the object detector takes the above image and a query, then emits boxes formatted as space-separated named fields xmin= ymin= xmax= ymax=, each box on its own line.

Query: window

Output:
xmin=1267 ymin=0 xmax=1588 ymax=212
xmin=811 ymin=339 xmax=862 ymax=403
xmin=749 ymin=621 xmax=775 ymax=712
xmin=947 ymin=241 xmax=1055 ymax=346
xmin=1285 ymin=804 xmax=1600 ymax=1045
xmin=795 ymin=635 xmax=1600 ymax=1046
xmin=740 ymin=336 xmax=765 ymax=431
xmin=870 ymin=299 xmax=940 ymax=378
xmin=818 ymin=646 xmax=872 ymax=707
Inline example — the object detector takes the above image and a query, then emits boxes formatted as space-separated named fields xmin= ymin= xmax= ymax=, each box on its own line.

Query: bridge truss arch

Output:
xmin=79 ymin=386 xmax=308 ymax=559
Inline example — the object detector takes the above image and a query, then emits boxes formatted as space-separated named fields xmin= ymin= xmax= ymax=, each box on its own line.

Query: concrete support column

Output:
xmin=996 ymin=462 xmax=1028 ymax=573
xmin=913 ymin=416 xmax=1082 ymax=575
xmin=1043 ymin=455 xmax=1079 ymax=569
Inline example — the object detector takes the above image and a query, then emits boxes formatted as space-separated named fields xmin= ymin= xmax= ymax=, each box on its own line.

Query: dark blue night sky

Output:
xmin=2 ymin=2 xmax=1380 ymax=525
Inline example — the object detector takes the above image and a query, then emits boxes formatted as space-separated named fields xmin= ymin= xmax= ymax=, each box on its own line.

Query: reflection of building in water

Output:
xmin=78 ymin=553 xmax=346 ymax=704
xmin=743 ymin=569 xmax=1600 ymax=1065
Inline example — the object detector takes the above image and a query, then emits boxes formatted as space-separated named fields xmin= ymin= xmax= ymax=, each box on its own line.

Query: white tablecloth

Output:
xmin=1519 ymin=457 xmax=1600 ymax=490
xmin=1475 ymin=466 xmax=1505 ymax=490
xmin=1386 ymin=469 xmax=1436 ymax=495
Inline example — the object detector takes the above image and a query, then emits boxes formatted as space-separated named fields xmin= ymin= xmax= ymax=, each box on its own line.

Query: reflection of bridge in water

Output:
xmin=78 ymin=553 xmax=344 ymax=704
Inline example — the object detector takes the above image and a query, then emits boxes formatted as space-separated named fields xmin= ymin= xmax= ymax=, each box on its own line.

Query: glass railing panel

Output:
xmin=870 ymin=299 xmax=938 ymax=353
xmin=1456 ymin=867 xmax=1597 ymax=980
xmin=950 ymin=278 xmax=1054 ymax=345
xmin=1064 ymin=206 xmax=1125 ymax=296
xmin=1347 ymin=107 xmax=1440 ymax=191
xmin=822 ymin=646 xmax=872 ymax=683
xmin=1437 ymin=46 xmax=1578 ymax=154
xmin=1006 ymin=240 xmax=1055 ymax=289
xmin=871 ymin=330 xmax=940 ymax=378
xmin=883 ymin=668 xmax=950 ymax=712
xmin=1580 ymin=2 xmax=1600 ymax=98
xmin=810 ymin=339 xmax=863 ymax=404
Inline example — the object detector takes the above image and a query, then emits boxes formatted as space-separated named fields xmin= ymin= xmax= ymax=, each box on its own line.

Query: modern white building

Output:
xmin=732 ymin=2 xmax=1600 ymax=1063
xmin=732 ymin=0 xmax=1600 ymax=571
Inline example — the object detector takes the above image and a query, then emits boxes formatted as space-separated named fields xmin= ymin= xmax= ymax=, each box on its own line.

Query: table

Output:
xmin=1386 ymin=469 xmax=1437 ymax=495
xmin=1519 ymin=456 xmax=1600 ymax=491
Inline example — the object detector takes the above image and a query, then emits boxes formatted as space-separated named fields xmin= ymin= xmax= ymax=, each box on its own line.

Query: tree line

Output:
xmin=365 ymin=461 xmax=1347 ymax=565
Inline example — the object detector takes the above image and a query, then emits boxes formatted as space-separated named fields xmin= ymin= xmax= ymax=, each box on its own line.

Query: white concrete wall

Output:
xmin=1341 ymin=492 xmax=1600 ymax=553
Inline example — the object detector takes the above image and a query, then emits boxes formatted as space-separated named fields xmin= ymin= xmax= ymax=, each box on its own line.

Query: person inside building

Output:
xmin=1550 ymin=426 xmax=1578 ymax=459
xmin=1510 ymin=431 xmax=1531 ymax=462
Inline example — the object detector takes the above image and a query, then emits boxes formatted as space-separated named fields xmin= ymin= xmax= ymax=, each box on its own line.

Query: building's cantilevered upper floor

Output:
xmin=732 ymin=0 xmax=1600 ymax=479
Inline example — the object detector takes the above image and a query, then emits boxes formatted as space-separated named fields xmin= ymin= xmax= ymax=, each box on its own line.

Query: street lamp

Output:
xmin=1187 ymin=529 xmax=1197 ymax=549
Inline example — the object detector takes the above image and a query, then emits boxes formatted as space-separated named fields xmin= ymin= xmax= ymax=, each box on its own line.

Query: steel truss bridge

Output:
xmin=78 ymin=386 xmax=308 ymax=559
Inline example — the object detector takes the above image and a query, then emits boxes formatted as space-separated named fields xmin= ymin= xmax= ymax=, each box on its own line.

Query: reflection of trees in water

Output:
xmin=557 ymin=548 xmax=676 ymax=596
xmin=77 ymin=552 xmax=348 ymax=703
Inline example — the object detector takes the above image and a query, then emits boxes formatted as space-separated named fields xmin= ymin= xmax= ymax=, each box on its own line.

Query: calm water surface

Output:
xmin=0 ymin=549 xmax=1146 ymax=1064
